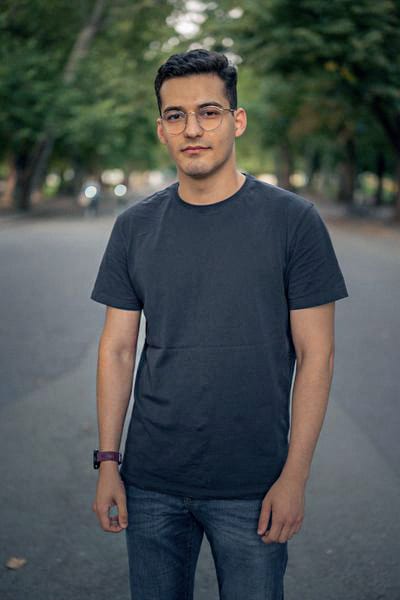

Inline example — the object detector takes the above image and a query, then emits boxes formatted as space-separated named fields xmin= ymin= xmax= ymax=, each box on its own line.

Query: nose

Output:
xmin=184 ymin=112 xmax=203 ymax=137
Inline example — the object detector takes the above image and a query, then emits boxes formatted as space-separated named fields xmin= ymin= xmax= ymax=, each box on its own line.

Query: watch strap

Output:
xmin=93 ymin=450 xmax=122 ymax=469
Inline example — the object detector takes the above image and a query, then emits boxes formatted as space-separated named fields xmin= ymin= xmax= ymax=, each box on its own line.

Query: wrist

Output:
xmin=93 ymin=449 xmax=122 ymax=470
xmin=99 ymin=460 xmax=120 ymax=471
xmin=280 ymin=465 xmax=309 ymax=485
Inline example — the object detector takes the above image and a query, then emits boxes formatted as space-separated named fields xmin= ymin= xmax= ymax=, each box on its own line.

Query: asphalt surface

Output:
xmin=0 ymin=197 xmax=399 ymax=599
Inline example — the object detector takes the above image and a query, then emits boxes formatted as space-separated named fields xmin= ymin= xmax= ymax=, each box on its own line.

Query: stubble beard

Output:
xmin=178 ymin=148 xmax=233 ymax=180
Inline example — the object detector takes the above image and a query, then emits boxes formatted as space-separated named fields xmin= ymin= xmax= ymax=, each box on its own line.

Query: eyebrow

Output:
xmin=162 ymin=101 xmax=225 ymax=112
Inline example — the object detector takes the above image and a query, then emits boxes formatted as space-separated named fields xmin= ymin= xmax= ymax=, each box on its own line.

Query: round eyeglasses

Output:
xmin=161 ymin=106 xmax=236 ymax=135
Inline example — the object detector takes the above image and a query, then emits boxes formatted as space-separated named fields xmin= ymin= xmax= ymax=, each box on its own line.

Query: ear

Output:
xmin=233 ymin=107 xmax=247 ymax=138
xmin=156 ymin=117 xmax=167 ymax=145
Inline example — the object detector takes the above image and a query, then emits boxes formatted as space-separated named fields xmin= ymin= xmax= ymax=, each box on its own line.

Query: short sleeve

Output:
xmin=90 ymin=215 xmax=143 ymax=310
xmin=285 ymin=204 xmax=349 ymax=310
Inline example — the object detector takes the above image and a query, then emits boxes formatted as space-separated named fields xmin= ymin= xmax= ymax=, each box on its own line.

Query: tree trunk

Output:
xmin=306 ymin=148 xmax=321 ymax=189
xmin=394 ymin=156 xmax=400 ymax=222
xmin=14 ymin=153 xmax=34 ymax=212
xmin=276 ymin=141 xmax=295 ymax=191
xmin=71 ymin=161 xmax=86 ymax=195
xmin=370 ymin=97 xmax=400 ymax=222
xmin=1 ymin=157 xmax=16 ymax=208
xmin=14 ymin=0 xmax=108 ymax=212
xmin=337 ymin=138 xmax=356 ymax=204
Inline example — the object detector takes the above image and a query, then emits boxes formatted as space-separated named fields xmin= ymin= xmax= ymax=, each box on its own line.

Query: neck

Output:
xmin=177 ymin=163 xmax=246 ymax=206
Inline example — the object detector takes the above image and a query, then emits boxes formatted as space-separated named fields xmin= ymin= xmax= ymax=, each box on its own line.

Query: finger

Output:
xmin=98 ymin=503 xmax=115 ymax=531
xmin=292 ymin=519 xmax=304 ymax=535
xmin=117 ymin=498 xmax=129 ymax=529
xmin=278 ymin=524 xmax=292 ymax=543
xmin=108 ymin=504 xmax=124 ymax=532
xmin=257 ymin=503 xmax=272 ymax=535
xmin=109 ymin=515 xmax=122 ymax=532
xmin=262 ymin=520 xmax=284 ymax=544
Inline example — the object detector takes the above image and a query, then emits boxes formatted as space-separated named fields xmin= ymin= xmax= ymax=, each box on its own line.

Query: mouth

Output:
xmin=182 ymin=146 xmax=210 ymax=154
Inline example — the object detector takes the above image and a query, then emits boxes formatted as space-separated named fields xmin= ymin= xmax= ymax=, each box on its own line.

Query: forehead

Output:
xmin=159 ymin=73 xmax=227 ymax=110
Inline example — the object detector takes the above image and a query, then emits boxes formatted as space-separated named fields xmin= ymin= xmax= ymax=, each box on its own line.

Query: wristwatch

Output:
xmin=93 ymin=450 xmax=122 ymax=469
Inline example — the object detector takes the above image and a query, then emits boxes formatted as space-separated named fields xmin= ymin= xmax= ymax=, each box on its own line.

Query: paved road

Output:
xmin=0 ymin=206 xmax=399 ymax=599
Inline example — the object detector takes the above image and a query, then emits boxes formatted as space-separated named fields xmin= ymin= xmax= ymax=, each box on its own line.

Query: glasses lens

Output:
xmin=198 ymin=106 xmax=223 ymax=131
xmin=163 ymin=110 xmax=186 ymax=134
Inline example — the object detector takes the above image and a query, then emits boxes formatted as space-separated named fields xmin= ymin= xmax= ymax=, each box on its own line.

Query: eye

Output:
xmin=200 ymin=107 xmax=221 ymax=118
xmin=164 ymin=111 xmax=185 ymax=122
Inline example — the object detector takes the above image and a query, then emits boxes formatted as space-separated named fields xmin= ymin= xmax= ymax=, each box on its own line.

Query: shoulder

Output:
xmin=115 ymin=181 xmax=175 ymax=237
xmin=249 ymin=175 xmax=314 ymax=221
xmin=117 ymin=184 xmax=172 ymax=221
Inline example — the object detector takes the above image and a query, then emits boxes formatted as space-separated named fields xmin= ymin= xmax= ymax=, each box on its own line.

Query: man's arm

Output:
xmin=281 ymin=301 xmax=335 ymax=483
xmin=92 ymin=306 xmax=141 ymax=533
xmin=96 ymin=306 xmax=141 ymax=453
xmin=258 ymin=302 xmax=336 ymax=544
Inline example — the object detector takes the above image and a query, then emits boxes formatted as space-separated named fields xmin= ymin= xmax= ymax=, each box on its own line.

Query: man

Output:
xmin=90 ymin=49 xmax=349 ymax=600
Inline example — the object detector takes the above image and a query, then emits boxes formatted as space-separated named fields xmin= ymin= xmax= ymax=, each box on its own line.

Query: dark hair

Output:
xmin=154 ymin=49 xmax=237 ymax=115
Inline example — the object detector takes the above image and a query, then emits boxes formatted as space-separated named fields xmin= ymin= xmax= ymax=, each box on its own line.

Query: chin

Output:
xmin=180 ymin=158 xmax=226 ymax=179
xmin=180 ymin=163 xmax=213 ymax=178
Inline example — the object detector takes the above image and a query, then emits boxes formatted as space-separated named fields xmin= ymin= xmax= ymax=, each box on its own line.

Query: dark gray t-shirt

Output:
xmin=90 ymin=172 xmax=349 ymax=499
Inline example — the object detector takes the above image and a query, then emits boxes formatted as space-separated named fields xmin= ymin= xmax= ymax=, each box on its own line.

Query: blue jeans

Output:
xmin=123 ymin=482 xmax=288 ymax=600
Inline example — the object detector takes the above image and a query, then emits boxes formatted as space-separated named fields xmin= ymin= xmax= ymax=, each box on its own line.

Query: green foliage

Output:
xmin=0 ymin=0 xmax=186 ymax=175
xmin=197 ymin=0 xmax=400 ymax=188
xmin=1 ymin=0 xmax=399 ymax=198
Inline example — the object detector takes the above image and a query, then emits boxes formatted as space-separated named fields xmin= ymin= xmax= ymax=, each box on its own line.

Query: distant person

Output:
xmin=113 ymin=182 xmax=129 ymax=215
xmin=78 ymin=178 xmax=101 ymax=217
xmin=90 ymin=49 xmax=349 ymax=600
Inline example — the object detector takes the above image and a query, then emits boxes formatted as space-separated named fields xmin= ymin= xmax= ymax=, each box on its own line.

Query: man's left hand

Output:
xmin=257 ymin=474 xmax=306 ymax=544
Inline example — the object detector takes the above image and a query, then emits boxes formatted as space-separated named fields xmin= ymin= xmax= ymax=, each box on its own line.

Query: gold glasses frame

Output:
xmin=160 ymin=106 xmax=236 ymax=135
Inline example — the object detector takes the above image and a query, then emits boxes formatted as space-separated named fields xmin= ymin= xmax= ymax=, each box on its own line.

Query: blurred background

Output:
xmin=1 ymin=0 xmax=400 ymax=218
xmin=0 ymin=1 xmax=399 ymax=599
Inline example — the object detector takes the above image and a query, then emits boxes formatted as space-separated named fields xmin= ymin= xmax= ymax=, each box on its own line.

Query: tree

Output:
xmin=202 ymin=0 xmax=400 ymax=216
xmin=0 ymin=0 xmax=185 ymax=211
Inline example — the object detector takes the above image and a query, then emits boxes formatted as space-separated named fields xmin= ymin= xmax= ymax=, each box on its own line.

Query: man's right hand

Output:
xmin=92 ymin=462 xmax=128 ymax=533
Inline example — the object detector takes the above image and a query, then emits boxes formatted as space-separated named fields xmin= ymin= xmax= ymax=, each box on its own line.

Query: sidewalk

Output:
xmin=307 ymin=192 xmax=400 ymax=239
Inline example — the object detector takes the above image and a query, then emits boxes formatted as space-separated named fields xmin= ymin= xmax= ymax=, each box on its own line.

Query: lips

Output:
xmin=182 ymin=146 xmax=210 ymax=153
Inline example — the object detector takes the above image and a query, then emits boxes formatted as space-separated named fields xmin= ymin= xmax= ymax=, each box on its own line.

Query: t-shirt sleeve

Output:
xmin=285 ymin=203 xmax=349 ymax=310
xmin=90 ymin=215 xmax=143 ymax=311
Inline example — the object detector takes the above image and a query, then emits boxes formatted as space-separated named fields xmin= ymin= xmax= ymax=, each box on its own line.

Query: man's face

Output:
xmin=156 ymin=73 xmax=246 ymax=178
